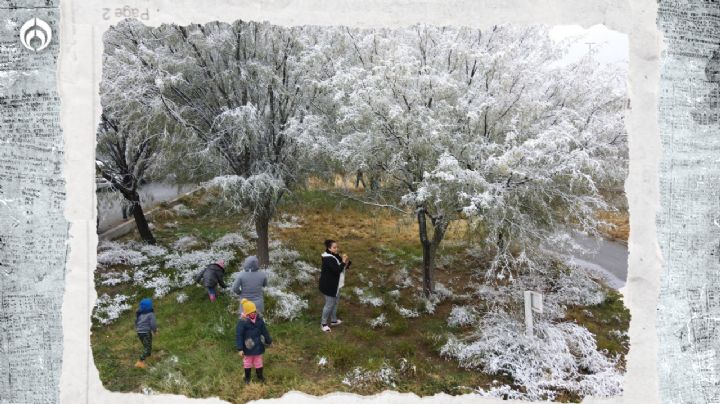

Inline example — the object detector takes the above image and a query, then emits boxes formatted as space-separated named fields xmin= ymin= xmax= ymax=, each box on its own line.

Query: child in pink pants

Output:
xmin=236 ymin=299 xmax=272 ymax=384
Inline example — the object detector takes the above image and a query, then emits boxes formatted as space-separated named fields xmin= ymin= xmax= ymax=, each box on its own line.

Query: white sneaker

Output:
xmin=330 ymin=319 xmax=342 ymax=326
xmin=321 ymin=324 xmax=331 ymax=332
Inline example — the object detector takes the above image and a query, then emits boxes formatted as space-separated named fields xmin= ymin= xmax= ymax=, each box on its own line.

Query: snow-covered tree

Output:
xmin=95 ymin=111 xmax=164 ymax=244
xmin=103 ymin=20 xmax=337 ymax=265
xmin=319 ymin=25 xmax=627 ymax=293
xmin=97 ymin=30 xmax=174 ymax=244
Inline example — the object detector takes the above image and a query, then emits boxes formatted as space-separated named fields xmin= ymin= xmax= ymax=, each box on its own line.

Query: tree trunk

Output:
xmin=255 ymin=215 xmax=270 ymax=268
xmin=130 ymin=197 xmax=156 ymax=245
xmin=417 ymin=209 xmax=449 ymax=297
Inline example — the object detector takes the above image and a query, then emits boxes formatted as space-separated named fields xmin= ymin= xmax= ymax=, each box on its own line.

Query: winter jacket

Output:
xmin=318 ymin=251 xmax=346 ymax=297
xmin=135 ymin=298 xmax=157 ymax=334
xmin=196 ymin=263 xmax=227 ymax=288
xmin=232 ymin=256 xmax=267 ymax=314
xmin=235 ymin=315 xmax=272 ymax=355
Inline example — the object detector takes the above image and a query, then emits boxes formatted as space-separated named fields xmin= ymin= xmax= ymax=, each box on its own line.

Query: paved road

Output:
xmin=564 ymin=233 xmax=628 ymax=289
xmin=97 ymin=183 xmax=195 ymax=232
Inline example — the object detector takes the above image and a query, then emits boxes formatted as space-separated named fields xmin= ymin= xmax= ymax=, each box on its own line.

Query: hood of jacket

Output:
xmin=242 ymin=256 xmax=260 ymax=272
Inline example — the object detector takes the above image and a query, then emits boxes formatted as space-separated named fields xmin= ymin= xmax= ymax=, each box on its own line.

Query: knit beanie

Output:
xmin=241 ymin=298 xmax=256 ymax=315
xmin=216 ymin=259 xmax=225 ymax=269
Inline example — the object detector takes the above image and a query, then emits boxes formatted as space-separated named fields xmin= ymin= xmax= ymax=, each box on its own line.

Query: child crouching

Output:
xmin=236 ymin=298 xmax=272 ymax=384
xmin=134 ymin=297 xmax=158 ymax=368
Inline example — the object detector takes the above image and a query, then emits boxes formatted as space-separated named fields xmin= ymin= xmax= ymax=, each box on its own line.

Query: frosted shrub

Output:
xmin=395 ymin=304 xmax=420 ymax=319
xmin=175 ymin=292 xmax=188 ymax=303
xmin=94 ymin=293 xmax=132 ymax=324
xmin=269 ymin=248 xmax=301 ymax=264
xmin=97 ymin=243 xmax=147 ymax=266
xmin=388 ymin=289 xmax=401 ymax=299
xmin=172 ymin=236 xmax=201 ymax=252
xmin=131 ymin=264 xmax=160 ymax=286
xmin=448 ymin=305 xmax=477 ymax=327
xmin=140 ymin=244 xmax=168 ymax=257
xmin=295 ymin=261 xmax=319 ymax=274
xmin=97 ymin=240 xmax=122 ymax=251
xmin=145 ymin=275 xmax=172 ymax=298
xmin=369 ymin=313 xmax=389 ymax=328
xmin=211 ymin=233 xmax=248 ymax=249
xmin=440 ymin=310 xmax=623 ymax=400
xmin=100 ymin=271 xmax=131 ymax=286
xmin=294 ymin=261 xmax=319 ymax=284
xmin=165 ymin=249 xmax=234 ymax=287
xmin=266 ymin=287 xmax=308 ymax=320
xmin=264 ymin=266 xmax=292 ymax=290
xmin=294 ymin=269 xmax=313 ymax=284
xmin=553 ymin=266 xmax=606 ymax=307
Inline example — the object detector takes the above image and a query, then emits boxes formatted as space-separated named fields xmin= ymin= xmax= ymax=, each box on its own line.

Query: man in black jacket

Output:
xmin=319 ymin=239 xmax=350 ymax=332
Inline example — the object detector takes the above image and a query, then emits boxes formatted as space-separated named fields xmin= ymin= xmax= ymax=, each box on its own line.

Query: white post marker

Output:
xmin=524 ymin=291 xmax=544 ymax=338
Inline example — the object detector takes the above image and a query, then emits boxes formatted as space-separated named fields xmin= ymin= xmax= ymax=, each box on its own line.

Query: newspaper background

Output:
xmin=3 ymin=0 xmax=667 ymax=403
xmin=656 ymin=1 xmax=720 ymax=404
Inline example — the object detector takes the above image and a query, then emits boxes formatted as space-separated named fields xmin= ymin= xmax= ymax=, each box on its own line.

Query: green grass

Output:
xmin=93 ymin=188 xmax=631 ymax=403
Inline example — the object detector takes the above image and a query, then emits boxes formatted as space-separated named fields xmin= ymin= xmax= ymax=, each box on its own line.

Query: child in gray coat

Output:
xmin=195 ymin=259 xmax=227 ymax=302
xmin=232 ymin=256 xmax=268 ymax=315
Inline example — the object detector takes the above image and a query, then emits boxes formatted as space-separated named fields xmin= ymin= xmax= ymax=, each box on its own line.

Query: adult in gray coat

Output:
xmin=232 ymin=256 xmax=268 ymax=315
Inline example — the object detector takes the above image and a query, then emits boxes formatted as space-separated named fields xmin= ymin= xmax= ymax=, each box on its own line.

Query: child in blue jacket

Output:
xmin=134 ymin=297 xmax=158 ymax=368
xmin=236 ymin=298 xmax=272 ymax=384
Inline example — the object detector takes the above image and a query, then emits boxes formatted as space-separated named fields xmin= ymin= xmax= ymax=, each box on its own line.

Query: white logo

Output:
xmin=19 ymin=18 xmax=52 ymax=52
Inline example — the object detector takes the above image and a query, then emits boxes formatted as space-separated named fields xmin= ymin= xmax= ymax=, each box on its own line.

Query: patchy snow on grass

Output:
xmin=93 ymin=293 xmax=132 ymax=325
xmin=317 ymin=356 xmax=328 ymax=367
xmin=342 ymin=364 xmax=398 ymax=389
xmin=172 ymin=236 xmax=201 ymax=252
xmin=395 ymin=304 xmax=420 ymax=319
xmin=353 ymin=287 xmax=383 ymax=307
xmin=100 ymin=271 xmax=131 ymax=286
xmin=175 ymin=292 xmax=188 ymax=303
xmin=211 ymin=233 xmax=248 ymax=250
xmin=393 ymin=267 xmax=414 ymax=289
xmin=434 ymin=282 xmax=454 ymax=300
xmin=293 ymin=261 xmax=319 ymax=284
xmin=440 ymin=310 xmax=623 ymax=400
xmin=132 ymin=264 xmax=160 ymax=286
xmin=388 ymin=289 xmax=401 ymax=299
xmin=420 ymin=295 xmax=440 ymax=314
xmin=448 ymin=305 xmax=477 ymax=327
xmin=369 ymin=313 xmax=389 ymax=328
xmin=97 ymin=242 xmax=147 ymax=267
xmin=266 ymin=286 xmax=308 ymax=320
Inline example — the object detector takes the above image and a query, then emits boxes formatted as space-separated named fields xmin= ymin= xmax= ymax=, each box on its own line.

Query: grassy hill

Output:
xmin=91 ymin=188 xmax=630 ymax=403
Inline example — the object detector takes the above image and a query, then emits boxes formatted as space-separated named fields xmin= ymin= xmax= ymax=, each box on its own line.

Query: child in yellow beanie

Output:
xmin=236 ymin=298 xmax=272 ymax=384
